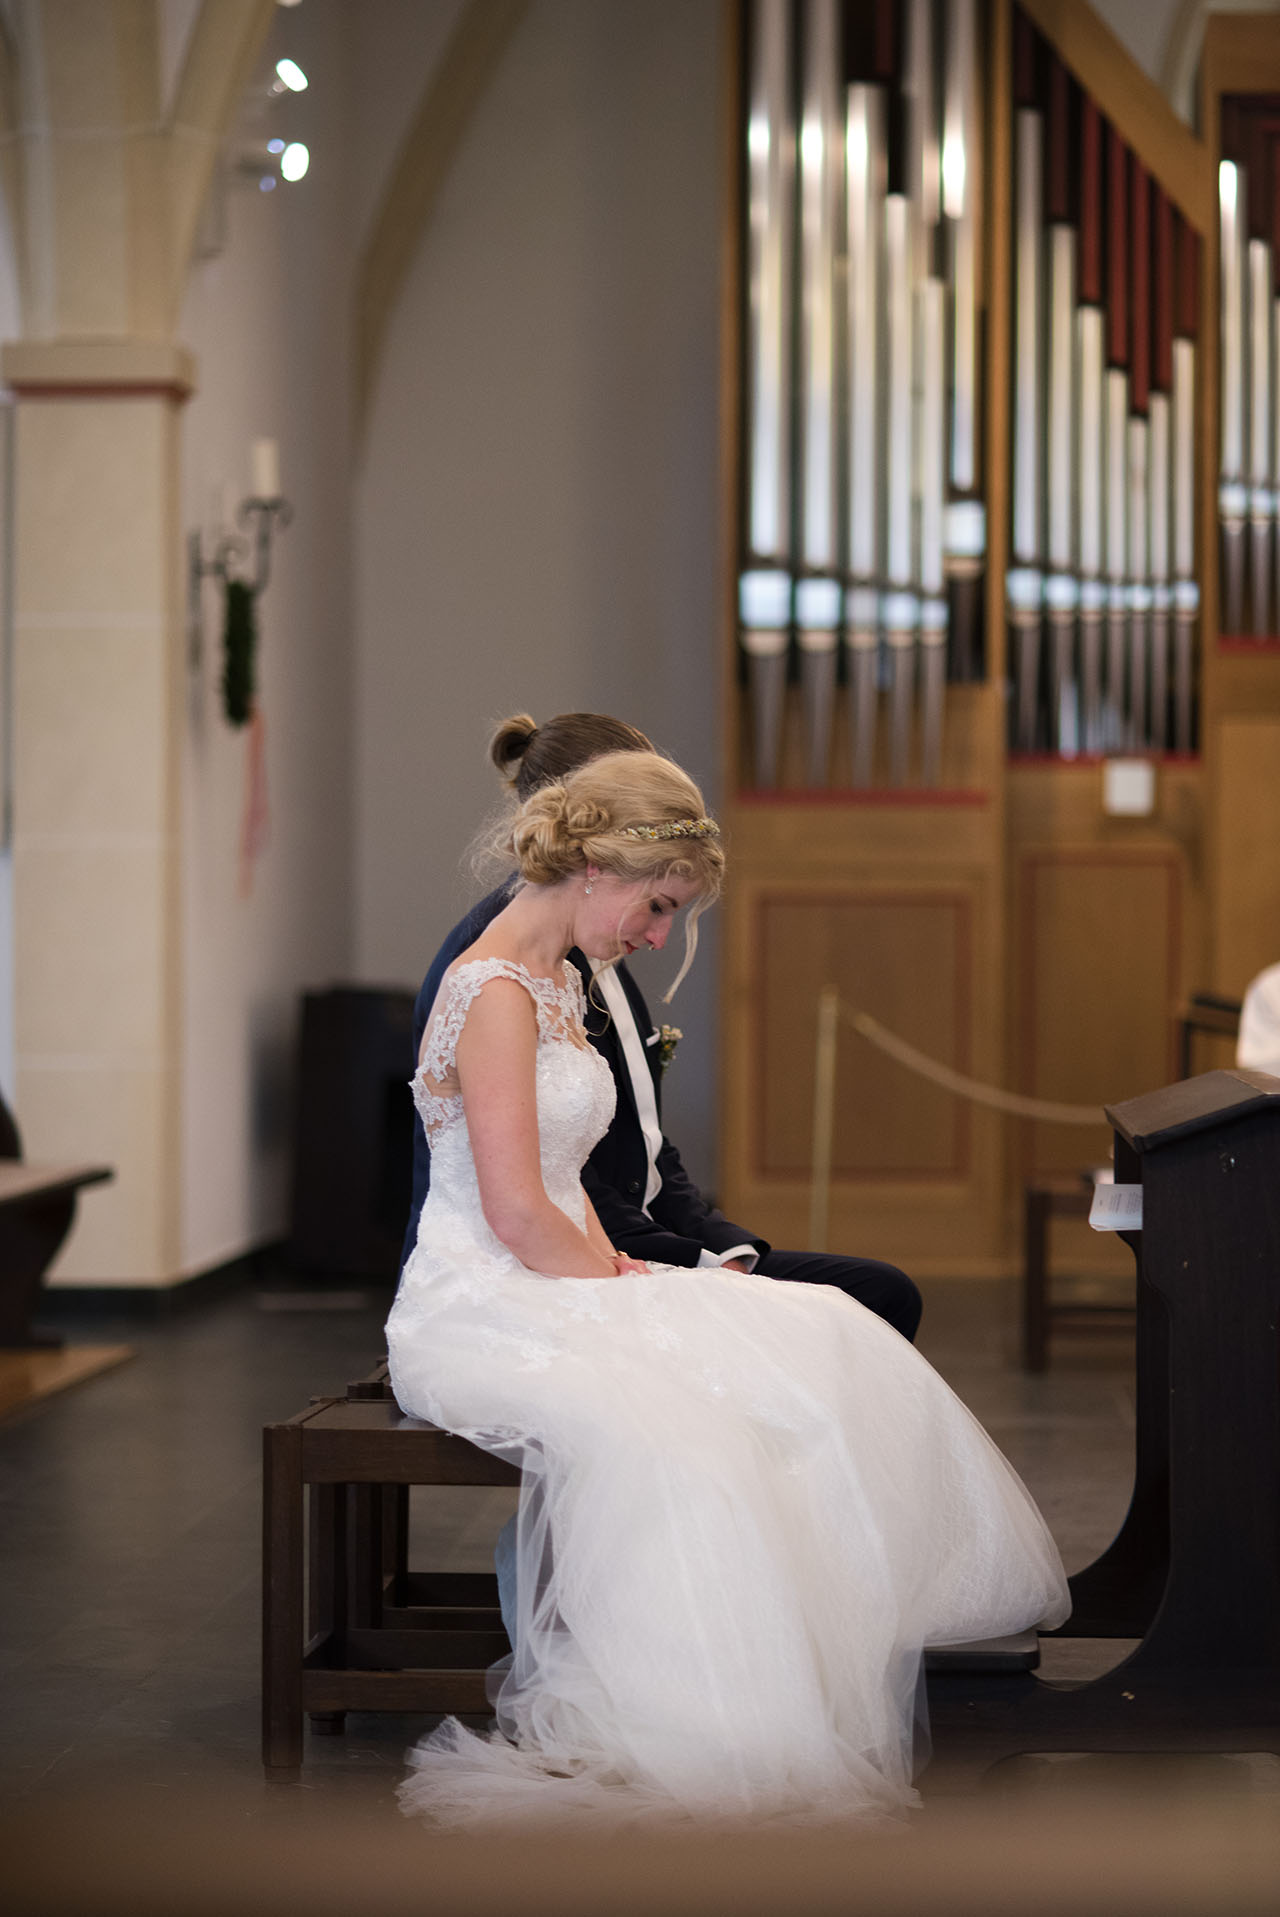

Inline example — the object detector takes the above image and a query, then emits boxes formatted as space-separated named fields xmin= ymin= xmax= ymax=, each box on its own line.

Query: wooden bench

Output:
xmin=262 ymin=1395 xmax=519 ymax=1771
xmin=0 ymin=1088 xmax=113 ymax=1348
xmin=931 ymin=1070 xmax=1280 ymax=1774
xmin=1020 ymin=1171 xmax=1119 ymax=1372
xmin=1177 ymin=992 xmax=1242 ymax=1078
xmin=1020 ymin=993 xmax=1244 ymax=1373
xmin=263 ymin=1379 xmax=1042 ymax=1774
xmin=0 ymin=1158 xmax=114 ymax=1348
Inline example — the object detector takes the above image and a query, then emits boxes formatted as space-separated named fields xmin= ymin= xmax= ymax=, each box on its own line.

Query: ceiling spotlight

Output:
xmin=275 ymin=58 xmax=308 ymax=91
xmin=267 ymin=138 xmax=285 ymax=154
xmin=280 ymin=142 xmax=309 ymax=183
xmin=259 ymin=175 xmax=277 ymax=193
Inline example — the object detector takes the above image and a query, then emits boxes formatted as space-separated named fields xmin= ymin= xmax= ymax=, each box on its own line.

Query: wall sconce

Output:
xmin=187 ymin=440 xmax=292 ymax=673
xmin=237 ymin=137 xmax=310 ymax=192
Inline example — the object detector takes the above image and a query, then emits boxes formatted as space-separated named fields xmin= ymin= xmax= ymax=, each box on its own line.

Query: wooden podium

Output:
xmin=928 ymin=1069 xmax=1280 ymax=1766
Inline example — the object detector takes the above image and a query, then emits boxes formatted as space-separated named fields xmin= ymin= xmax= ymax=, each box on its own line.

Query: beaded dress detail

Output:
xmin=386 ymin=960 xmax=1068 ymax=1829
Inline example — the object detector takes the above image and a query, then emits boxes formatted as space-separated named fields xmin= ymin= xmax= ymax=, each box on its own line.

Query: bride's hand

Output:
xmin=610 ymin=1253 xmax=650 ymax=1276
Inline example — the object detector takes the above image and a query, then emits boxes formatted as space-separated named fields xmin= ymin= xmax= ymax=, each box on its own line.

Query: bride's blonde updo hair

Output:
xmin=509 ymin=749 xmax=723 ymax=998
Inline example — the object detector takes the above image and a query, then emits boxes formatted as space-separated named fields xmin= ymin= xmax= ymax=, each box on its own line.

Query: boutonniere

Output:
xmin=653 ymin=1024 xmax=682 ymax=1073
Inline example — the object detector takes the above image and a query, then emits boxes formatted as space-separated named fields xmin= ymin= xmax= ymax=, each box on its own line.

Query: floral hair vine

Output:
xmin=618 ymin=818 xmax=720 ymax=842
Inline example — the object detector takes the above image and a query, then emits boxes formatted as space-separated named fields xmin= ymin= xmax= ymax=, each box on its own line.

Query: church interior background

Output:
xmin=2 ymin=0 xmax=1277 ymax=1298
xmin=4 ymin=0 xmax=1280 ymax=1905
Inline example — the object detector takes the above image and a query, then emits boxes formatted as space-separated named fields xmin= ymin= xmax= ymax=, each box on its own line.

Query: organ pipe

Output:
xmin=742 ymin=0 xmax=793 ymax=788
xmin=846 ymin=79 xmax=885 ymax=788
xmin=736 ymin=4 xmax=1203 ymax=788
xmin=1009 ymin=13 xmax=1044 ymax=754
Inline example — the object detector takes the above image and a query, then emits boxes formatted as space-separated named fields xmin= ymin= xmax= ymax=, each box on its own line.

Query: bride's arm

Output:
xmin=455 ymin=980 xmax=618 ymax=1279
xmin=582 ymin=1189 xmax=649 ymax=1275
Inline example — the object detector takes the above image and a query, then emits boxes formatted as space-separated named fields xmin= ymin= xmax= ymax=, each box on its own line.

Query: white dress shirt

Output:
xmin=1237 ymin=961 xmax=1280 ymax=1078
xmin=594 ymin=965 xmax=756 ymax=1270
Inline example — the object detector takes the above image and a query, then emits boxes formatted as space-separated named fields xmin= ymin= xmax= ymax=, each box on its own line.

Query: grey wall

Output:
xmin=179 ymin=0 xmax=355 ymax=1269
xmin=352 ymin=0 xmax=725 ymax=1188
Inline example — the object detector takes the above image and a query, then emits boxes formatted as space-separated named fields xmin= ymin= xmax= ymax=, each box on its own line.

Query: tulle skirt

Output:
xmin=385 ymin=1261 xmax=1069 ymax=1830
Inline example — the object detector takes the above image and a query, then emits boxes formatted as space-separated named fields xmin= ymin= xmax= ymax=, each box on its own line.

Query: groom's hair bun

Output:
xmin=488 ymin=713 xmax=539 ymax=781
xmin=488 ymin=711 xmax=653 ymax=801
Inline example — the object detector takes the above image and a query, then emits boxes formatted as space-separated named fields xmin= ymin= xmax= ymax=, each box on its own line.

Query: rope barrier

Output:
xmin=838 ymin=1002 xmax=1106 ymax=1126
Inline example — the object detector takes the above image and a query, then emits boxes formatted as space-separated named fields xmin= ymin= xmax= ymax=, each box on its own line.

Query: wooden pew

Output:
xmin=263 ymin=1396 xmax=518 ymax=1771
xmin=929 ymin=1068 xmax=1280 ymax=1772
xmin=0 ymin=1089 xmax=112 ymax=1347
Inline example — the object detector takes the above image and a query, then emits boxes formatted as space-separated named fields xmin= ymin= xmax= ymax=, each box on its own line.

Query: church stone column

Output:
xmin=0 ymin=1 xmax=272 ymax=1284
xmin=4 ymin=339 xmax=192 ymax=1282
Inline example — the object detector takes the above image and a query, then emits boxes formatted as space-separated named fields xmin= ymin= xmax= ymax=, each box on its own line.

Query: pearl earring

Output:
xmin=585 ymin=880 xmax=593 ymax=896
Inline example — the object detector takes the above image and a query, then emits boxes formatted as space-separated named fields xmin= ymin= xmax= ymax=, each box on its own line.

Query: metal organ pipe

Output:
xmin=883 ymin=185 xmax=917 ymax=786
xmin=739 ymin=0 xmax=994 ymax=790
xmin=910 ymin=0 xmax=947 ymax=787
xmin=1104 ymin=123 xmax=1130 ymax=753
xmin=1272 ymin=136 xmax=1280 ymax=635
xmin=943 ymin=0 xmax=984 ymax=690
xmin=739 ymin=5 xmax=1202 ymax=786
xmin=797 ymin=0 xmax=842 ymax=783
xmin=1045 ymin=54 xmax=1078 ymax=757
xmin=1127 ymin=157 xmax=1152 ymax=749
xmin=1010 ymin=13 xmax=1044 ymax=754
xmin=1219 ymin=117 xmax=1247 ymax=636
xmin=1214 ymin=98 xmax=1280 ymax=643
xmin=1173 ymin=217 xmax=1199 ymax=751
xmin=1076 ymin=94 xmax=1106 ymax=754
xmin=845 ymin=81 xmax=885 ymax=788
xmin=919 ymin=274 xmax=948 ymax=785
xmin=1246 ymin=112 xmax=1274 ymax=637
xmin=1148 ymin=189 xmax=1176 ymax=751
xmin=1004 ymin=12 xmax=1202 ymax=760
xmin=742 ymin=0 xmax=793 ymax=787
xmin=746 ymin=0 xmax=792 ymax=564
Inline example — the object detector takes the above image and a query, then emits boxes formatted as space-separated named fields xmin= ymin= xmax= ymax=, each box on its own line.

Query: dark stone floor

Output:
xmin=1 ymin=1271 xmax=1272 ymax=1834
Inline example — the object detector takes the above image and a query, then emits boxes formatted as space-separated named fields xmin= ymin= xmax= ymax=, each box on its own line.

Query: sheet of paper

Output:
xmin=1088 ymin=1182 xmax=1143 ymax=1231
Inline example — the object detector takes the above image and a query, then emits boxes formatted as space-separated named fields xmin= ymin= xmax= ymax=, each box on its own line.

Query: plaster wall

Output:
xmin=0 ymin=183 xmax=22 ymax=1109
xmin=352 ymin=0 xmax=723 ymax=1188
xmin=176 ymin=0 xmax=354 ymax=1274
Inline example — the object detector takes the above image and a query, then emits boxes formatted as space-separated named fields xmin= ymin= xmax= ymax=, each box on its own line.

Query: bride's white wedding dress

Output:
xmin=386 ymin=959 xmax=1068 ymax=1828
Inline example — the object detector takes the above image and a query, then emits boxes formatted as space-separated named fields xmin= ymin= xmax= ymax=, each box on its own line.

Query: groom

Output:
xmin=399 ymin=712 xmax=921 ymax=1343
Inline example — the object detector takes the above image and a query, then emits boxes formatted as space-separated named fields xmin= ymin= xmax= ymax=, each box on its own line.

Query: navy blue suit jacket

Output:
xmin=399 ymin=882 xmax=767 ymax=1273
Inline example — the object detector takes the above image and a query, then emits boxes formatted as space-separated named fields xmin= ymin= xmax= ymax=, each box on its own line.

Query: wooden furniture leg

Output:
xmin=307 ymin=1481 xmax=346 ymax=1737
xmin=262 ymin=1416 xmax=306 ymax=1771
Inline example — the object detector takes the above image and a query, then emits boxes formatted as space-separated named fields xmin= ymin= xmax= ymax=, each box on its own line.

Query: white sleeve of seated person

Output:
xmin=697 ymin=1245 xmax=758 ymax=1271
xmin=595 ymin=966 xmax=664 ymax=1207
xmin=1237 ymin=962 xmax=1280 ymax=1077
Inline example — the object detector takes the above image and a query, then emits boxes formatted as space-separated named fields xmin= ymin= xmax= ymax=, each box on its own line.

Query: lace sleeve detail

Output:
xmin=420 ymin=959 xmax=551 ymax=1087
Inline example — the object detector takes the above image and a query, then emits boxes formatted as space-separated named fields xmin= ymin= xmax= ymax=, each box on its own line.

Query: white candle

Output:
xmin=251 ymin=437 xmax=280 ymax=499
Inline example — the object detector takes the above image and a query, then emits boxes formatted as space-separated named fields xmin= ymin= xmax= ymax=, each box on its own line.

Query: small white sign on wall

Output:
xmin=1102 ymin=758 xmax=1156 ymax=816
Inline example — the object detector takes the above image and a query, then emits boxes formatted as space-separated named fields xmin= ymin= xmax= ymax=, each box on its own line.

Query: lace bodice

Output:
xmin=416 ymin=958 xmax=594 ymax=1141
xmin=409 ymin=958 xmax=616 ymax=1267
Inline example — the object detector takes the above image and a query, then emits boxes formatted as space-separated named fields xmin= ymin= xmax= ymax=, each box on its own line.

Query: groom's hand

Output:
xmin=722 ymin=1258 xmax=752 ymax=1272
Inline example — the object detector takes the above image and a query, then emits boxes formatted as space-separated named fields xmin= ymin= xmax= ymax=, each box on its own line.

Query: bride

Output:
xmin=387 ymin=748 xmax=1068 ymax=1829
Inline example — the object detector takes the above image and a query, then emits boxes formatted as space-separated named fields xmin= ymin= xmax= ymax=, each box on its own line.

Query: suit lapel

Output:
xmin=616 ymin=964 xmax=663 ymax=1102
